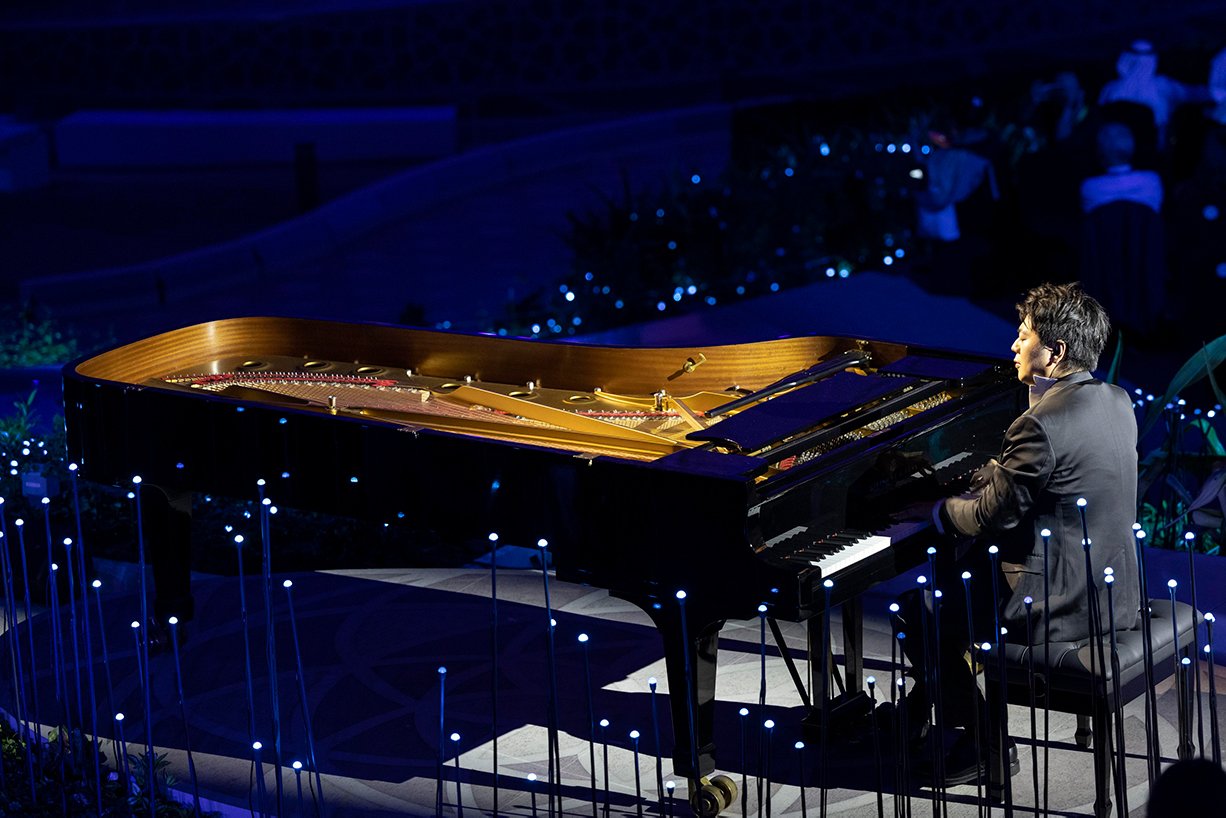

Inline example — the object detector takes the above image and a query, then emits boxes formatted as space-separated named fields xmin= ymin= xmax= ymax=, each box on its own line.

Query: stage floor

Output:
xmin=19 ymin=557 xmax=1219 ymax=817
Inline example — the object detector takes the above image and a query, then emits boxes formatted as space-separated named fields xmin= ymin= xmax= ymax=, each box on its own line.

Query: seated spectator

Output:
xmin=1098 ymin=40 xmax=1209 ymax=152
xmin=1147 ymin=759 xmax=1226 ymax=818
xmin=1080 ymin=122 xmax=1163 ymax=213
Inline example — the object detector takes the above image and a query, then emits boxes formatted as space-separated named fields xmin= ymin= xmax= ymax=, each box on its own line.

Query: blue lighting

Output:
xmin=584 ymin=271 xmax=594 ymax=281
xmin=572 ymin=317 xmax=582 ymax=326
xmin=686 ymin=285 xmax=697 ymax=295
xmin=839 ymin=269 xmax=850 ymax=279
xmin=667 ymin=241 xmax=677 ymax=250
xmin=629 ymin=212 xmax=638 ymax=221
xmin=281 ymin=471 xmax=290 ymax=478
xmin=883 ymin=256 xmax=894 ymax=266
xmin=491 ymin=480 xmax=501 ymax=491
xmin=921 ymin=145 xmax=931 ymax=155
xmin=784 ymin=167 xmax=794 ymax=177
xmin=236 ymin=407 xmax=245 ymax=413
xmin=350 ymin=476 xmax=359 ymax=484
xmin=615 ymin=300 xmax=624 ymax=309
xmin=895 ymin=249 xmax=905 ymax=258
xmin=691 ymin=174 xmax=701 ymax=184
xmin=736 ymin=285 xmax=745 ymax=295
xmin=657 ymin=302 xmax=666 ymax=311
xmin=705 ymin=296 xmax=717 ymax=305
xmin=1204 ymin=204 xmax=1220 ymax=221
xmin=672 ymin=292 xmax=682 ymax=302
xmin=769 ymin=282 xmax=780 ymax=292
xmin=886 ymin=144 xmax=896 ymax=154
xmin=279 ymin=418 xmax=287 ymax=425
xmin=175 ymin=462 xmax=185 ymax=470
xmin=901 ymin=143 xmax=912 ymax=153
xmin=656 ymin=208 xmax=665 ymax=218
xmin=819 ymin=143 xmax=831 ymax=156
xmin=565 ymin=292 xmax=575 ymax=302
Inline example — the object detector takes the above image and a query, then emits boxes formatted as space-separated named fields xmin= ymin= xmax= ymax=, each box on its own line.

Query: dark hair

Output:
xmin=1147 ymin=759 xmax=1226 ymax=818
xmin=1017 ymin=282 xmax=1111 ymax=373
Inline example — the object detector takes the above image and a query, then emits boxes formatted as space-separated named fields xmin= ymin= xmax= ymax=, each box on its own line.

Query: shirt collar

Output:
xmin=1029 ymin=373 xmax=1059 ymax=408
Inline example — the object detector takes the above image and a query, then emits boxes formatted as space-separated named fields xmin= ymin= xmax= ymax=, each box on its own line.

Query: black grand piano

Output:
xmin=64 ymin=317 xmax=1023 ymax=815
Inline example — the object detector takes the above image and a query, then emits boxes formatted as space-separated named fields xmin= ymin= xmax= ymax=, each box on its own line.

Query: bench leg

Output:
xmin=1092 ymin=709 xmax=1113 ymax=818
xmin=1075 ymin=714 xmax=1093 ymax=748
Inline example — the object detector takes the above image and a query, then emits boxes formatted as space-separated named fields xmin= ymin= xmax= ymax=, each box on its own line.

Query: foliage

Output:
xmin=0 ymin=304 xmax=80 ymax=368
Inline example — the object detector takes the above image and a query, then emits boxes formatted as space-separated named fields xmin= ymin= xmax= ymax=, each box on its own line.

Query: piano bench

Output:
xmin=984 ymin=599 xmax=1200 ymax=818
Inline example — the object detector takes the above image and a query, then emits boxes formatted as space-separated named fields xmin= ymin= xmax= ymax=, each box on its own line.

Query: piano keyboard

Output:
xmin=767 ymin=526 xmax=893 ymax=579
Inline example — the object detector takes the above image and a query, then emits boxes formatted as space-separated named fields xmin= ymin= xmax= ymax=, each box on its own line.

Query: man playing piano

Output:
xmin=898 ymin=281 xmax=1140 ymax=783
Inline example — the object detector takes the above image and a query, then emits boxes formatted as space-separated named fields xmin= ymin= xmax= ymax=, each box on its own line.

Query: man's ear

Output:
xmin=1049 ymin=340 xmax=1068 ymax=366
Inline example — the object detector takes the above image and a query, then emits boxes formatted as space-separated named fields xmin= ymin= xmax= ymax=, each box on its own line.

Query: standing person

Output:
xmin=898 ymin=281 xmax=1140 ymax=783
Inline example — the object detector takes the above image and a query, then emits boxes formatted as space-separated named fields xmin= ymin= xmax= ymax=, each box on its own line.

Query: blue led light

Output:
xmin=279 ymin=418 xmax=287 ymax=425
xmin=565 ymin=292 xmax=575 ymax=302
xmin=656 ymin=208 xmax=665 ymax=218
xmin=667 ymin=241 xmax=677 ymax=250
xmin=784 ymin=167 xmax=794 ymax=177
xmin=819 ymin=143 xmax=831 ymax=156
xmin=350 ymin=476 xmax=359 ymax=484
xmin=691 ymin=174 xmax=701 ymax=184
xmin=584 ymin=271 xmax=594 ymax=280
xmin=736 ymin=286 xmax=745 ymax=295
xmin=657 ymin=302 xmax=666 ymax=311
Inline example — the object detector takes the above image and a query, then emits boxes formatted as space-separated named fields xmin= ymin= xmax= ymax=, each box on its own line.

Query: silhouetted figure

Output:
xmin=1081 ymin=122 xmax=1163 ymax=214
xmin=1098 ymin=40 xmax=1208 ymax=158
xmin=1147 ymin=759 xmax=1226 ymax=818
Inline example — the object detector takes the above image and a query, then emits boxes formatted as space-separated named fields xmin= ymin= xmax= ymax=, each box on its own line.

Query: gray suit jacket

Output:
xmin=943 ymin=370 xmax=1140 ymax=642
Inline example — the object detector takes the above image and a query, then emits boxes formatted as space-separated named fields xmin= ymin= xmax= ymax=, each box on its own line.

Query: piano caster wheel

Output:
xmin=690 ymin=775 xmax=737 ymax=817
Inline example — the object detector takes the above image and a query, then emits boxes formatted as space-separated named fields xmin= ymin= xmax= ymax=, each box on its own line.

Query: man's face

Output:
xmin=1011 ymin=316 xmax=1054 ymax=385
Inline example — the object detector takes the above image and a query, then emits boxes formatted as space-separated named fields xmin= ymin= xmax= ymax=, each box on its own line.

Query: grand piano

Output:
xmin=64 ymin=316 xmax=1023 ymax=815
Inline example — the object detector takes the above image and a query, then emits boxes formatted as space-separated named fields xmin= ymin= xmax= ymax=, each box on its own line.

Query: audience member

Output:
xmin=1080 ymin=122 xmax=1163 ymax=213
xmin=1098 ymin=40 xmax=1209 ymax=151
xmin=1147 ymin=759 xmax=1226 ymax=818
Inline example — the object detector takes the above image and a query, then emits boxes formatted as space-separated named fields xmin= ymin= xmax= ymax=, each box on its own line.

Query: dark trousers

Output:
xmin=896 ymin=544 xmax=1006 ymax=734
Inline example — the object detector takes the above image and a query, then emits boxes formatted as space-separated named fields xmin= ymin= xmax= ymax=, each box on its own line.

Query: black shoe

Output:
xmin=913 ymin=729 xmax=1019 ymax=787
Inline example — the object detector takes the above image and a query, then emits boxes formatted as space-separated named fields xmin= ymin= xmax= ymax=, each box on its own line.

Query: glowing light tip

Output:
xmin=438 ymin=666 xmax=447 ymax=675
xmin=63 ymin=537 xmax=72 ymax=545
xmin=1041 ymin=528 xmax=1051 ymax=537
xmin=757 ymin=604 xmax=767 ymax=613
xmin=253 ymin=741 xmax=262 ymax=750
xmin=488 ymin=533 xmax=499 ymax=542
xmin=988 ymin=545 xmax=999 ymax=554
xmin=537 ymin=538 xmax=548 ymax=548
xmin=599 ymin=719 xmax=609 ymax=727
xmin=823 ymin=579 xmax=834 ymax=588
xmin=283 ymin=580 xmax=293 ymax=588
xmin=1024 ymin=596 xmax=1033 ymax=605
xmin=916 ymin=575 xmax=927 ymax=585
xmin=130 ymin=621 xmax=139 ymax=629
xmin=676 ymin=590 xmax=687 ymax=600
xmin=1185 ymin=532 xmax=1196 ymax=540
xmin=50 ymin=563 xmax=58 ymax=571
xmin=927 ymin=547 xmax=936 ymax=555
xmin=739 ymin=707 xmax=749 ymax=716
xmin=257 ymin=479 xmax=265 ymax=486
xmin=1137 ymin=530 xmax=1147 ymax=539
xmin=764 ymin=719 xmax=775 ymax=729
xmin=1207 ymin=613 xmax=1217 ymax=622
xmin=1183 ymin=657 xmax=1192 ymax=666
xmin=866 ymin=675 xmax=877 ymax=685
xmin=91 ymin=580 xmax=101 ymax=588
xmin=1076 ymin=497 xmax=1086 ymax=507
xmin=69 ymin=463 xmax=78 ymax=471
xmin=234 ymin=535 xmax=244 ymax=544
xmin=527 ymin=773 xmax=537 ymax=782
xmin=794 ymin=741 xmax=805 ymax=749
xmin=630 ymin=730 xmax=640 ymax=739
xmin=292 ymin=761 xmax=303 ymax=770
xmin=132 ymin=476 xmax=142 ymax=484
xmin=1104 ymin=567 xmax=1114 ymax=575
xmin=666 ymin=781 xmax=676 ymax=791
xmin=648 ymin=676 xmax=657 ymax=686
xmin=115 ymin=713 xmax=124 ymax=721
xmin=168 ymin=616 xmax=178 ymax=625
xmin=961 ymin=571 xmax=972 ymax=580
xmin=40 ymin=496 xmax=49 ymax=504
xmin=1105 ymin=575 xmax=1114 ymax=584
xmin=1168 ymin=579 xmax=1178 ymax=588
xmin=578 ymin=633 xmax=588 ymax=643
xmin=981 ymin=642 xmax=992 ymax=650
xmin=450 ymin=732 xmax=460 ymax=741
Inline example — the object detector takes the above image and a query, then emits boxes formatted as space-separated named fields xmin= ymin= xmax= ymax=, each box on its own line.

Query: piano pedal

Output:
xmin=800 ymin=689 xmax=874 ymax=741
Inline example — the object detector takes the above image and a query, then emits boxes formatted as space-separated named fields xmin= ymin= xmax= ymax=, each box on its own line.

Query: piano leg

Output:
xmin=142 ymin=484 xmax=195 ymax=624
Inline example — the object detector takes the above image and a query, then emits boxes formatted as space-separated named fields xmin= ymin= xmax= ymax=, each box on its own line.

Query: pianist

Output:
xmin=899 ymin=281 xmax=1139 ymax=783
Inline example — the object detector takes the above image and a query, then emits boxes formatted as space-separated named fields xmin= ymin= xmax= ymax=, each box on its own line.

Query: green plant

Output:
xmin=0 ymin=304 xmax=80 ymax=368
